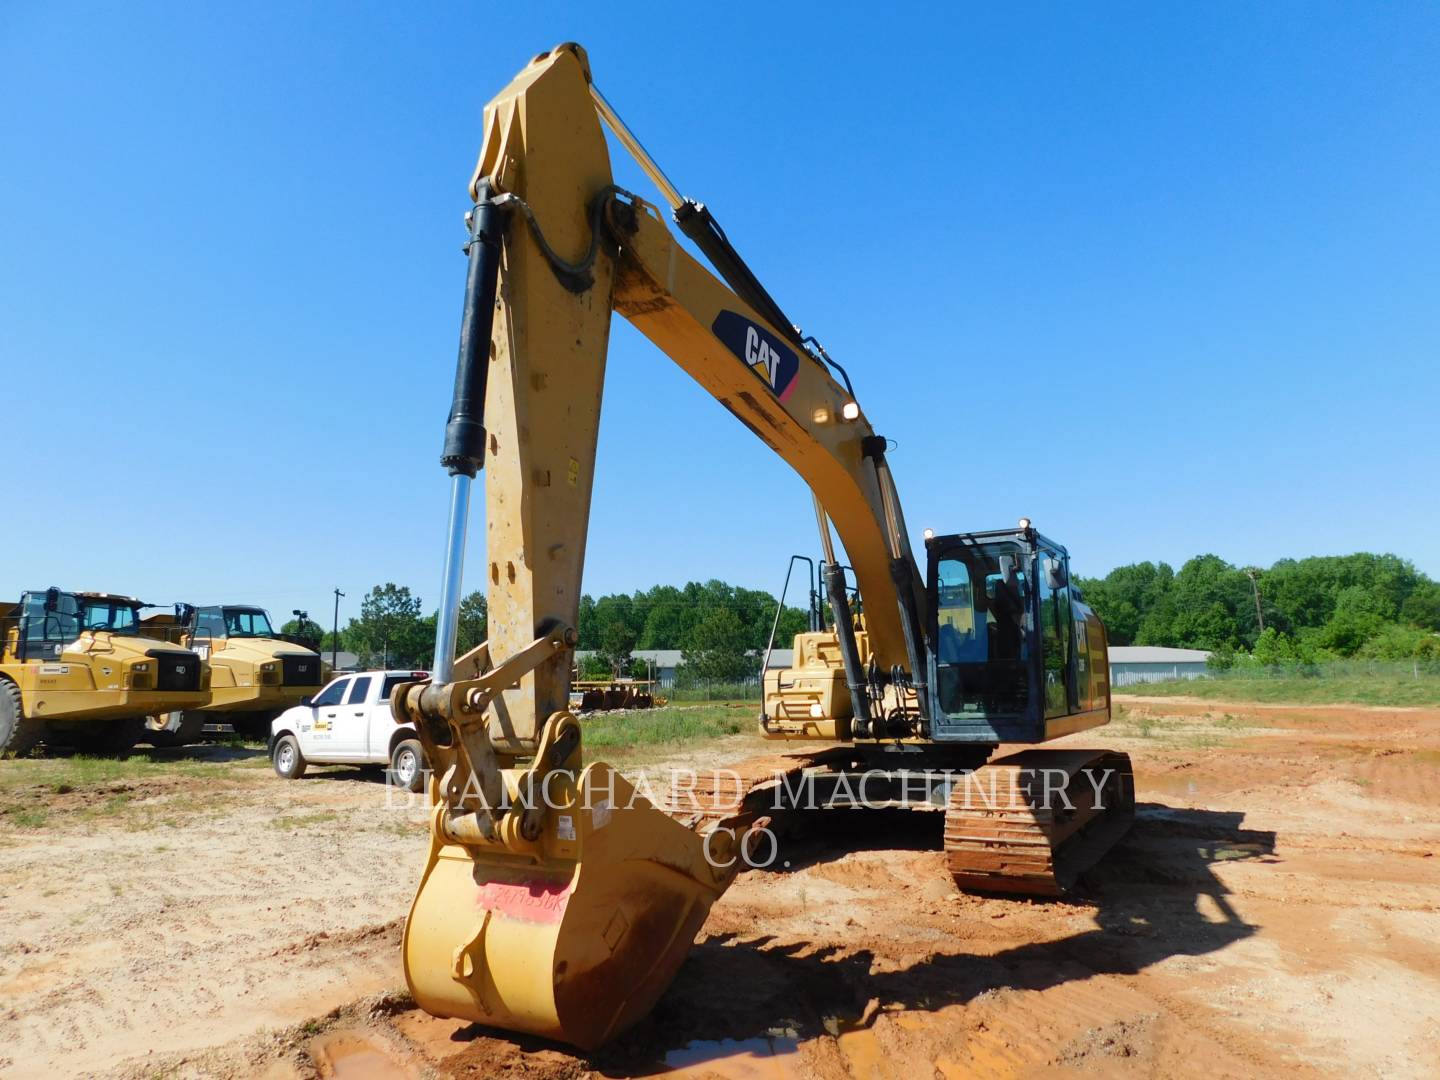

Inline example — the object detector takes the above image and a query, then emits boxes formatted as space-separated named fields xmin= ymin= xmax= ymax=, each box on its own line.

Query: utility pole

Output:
xmin=332 ymin=588 xmax=345 ymax=670
xmin=1244 ymin=568 xmax=1265 ymax=633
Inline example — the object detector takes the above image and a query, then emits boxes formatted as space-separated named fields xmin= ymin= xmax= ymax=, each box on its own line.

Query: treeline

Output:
xmin=578 ymin=581 xmax=808 ymax=681
xmin=297 ymin=580 xmax=808 ymax=679
xmin=299 ymin=552 xmax=1440 ymax=676
xmin=1076 ymin=553 xmax=1440 ymax=664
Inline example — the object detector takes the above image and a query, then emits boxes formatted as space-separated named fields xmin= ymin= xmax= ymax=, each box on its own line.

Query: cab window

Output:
xmin=82 ymin=601 xmax=138 ymax=633
xmin=1038 ymin=549 xmax=1073 ymax=717
xmin=380 ymin=674 xmax=417 ymax=701
xmin=23 ymin=592 xmax=79 ymax=642
xmin=934 ymin=544 xmax=1029 ymax=717
xmin=346 ymin=676 xmax=373 ymax=705
xmin=223 ymin=608 xmax=274 ymax=637
xmin=194 ymin=606 xmax=227 ymax=639
xmin=312 ymin=679 xmax=349 ymax=707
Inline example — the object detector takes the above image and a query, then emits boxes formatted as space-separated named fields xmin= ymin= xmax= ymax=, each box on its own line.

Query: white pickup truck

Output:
xmin=269 ymin=669 xmax=430 ymax=791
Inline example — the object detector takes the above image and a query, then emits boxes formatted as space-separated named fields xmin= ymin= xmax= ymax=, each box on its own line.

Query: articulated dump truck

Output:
xmin=0 ymin=588 xmax=210 ymax=755
xmin=382 ymin=44 xmax=1135 ymax=1050
xmin=143 ymin=605 xmax=327 ymax=743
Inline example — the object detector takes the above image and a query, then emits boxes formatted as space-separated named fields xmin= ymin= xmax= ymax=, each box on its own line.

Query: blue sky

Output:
xmin=3 ymin=2 xmax=1438 ymax=630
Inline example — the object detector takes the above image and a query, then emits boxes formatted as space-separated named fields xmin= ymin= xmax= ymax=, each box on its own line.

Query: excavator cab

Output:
xmin=925 ymin=526 xmax=1111 ymax=744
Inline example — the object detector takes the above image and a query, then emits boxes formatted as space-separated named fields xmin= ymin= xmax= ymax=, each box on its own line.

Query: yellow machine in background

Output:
xmin=144 ymin=604 xmax=326 ymax=743
xmin=390 ymin=44 xmax=1133 ymax=1050
xmin=0 ymin=588 xmax=210 ymax=755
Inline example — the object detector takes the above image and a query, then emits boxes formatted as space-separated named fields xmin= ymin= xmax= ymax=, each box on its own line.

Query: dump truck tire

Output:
xmin=0 ymin=678 xmax=43 ymax=758
xmin=146 ymin=711 xmax=206 ymax=748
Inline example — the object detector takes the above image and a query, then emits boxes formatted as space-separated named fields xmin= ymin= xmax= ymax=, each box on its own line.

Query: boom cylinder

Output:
xmin=441 ymin=180 xmax=505 ymax=478
xmin=433 ymin=182 xmax=506 ymax=682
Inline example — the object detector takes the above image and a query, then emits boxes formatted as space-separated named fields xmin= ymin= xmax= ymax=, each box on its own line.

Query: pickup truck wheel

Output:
xmin=389 ymin=739 xmax=425 ymax=793
xmin=272 ymin=734 xmax=307 ymax=779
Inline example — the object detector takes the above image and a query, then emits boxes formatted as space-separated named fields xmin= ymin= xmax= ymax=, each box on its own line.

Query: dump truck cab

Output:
xmin=175 ymin=604 xmax=326 ymax=739
xmin=0 ymin=588 xmax=210 ymax=755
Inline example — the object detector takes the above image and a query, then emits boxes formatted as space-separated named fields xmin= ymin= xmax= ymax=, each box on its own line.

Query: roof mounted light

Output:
xmin=923 ymin=528 xmax=935 ymax=540
xmin=1018 ymin=517 xmax=1032 ymax=530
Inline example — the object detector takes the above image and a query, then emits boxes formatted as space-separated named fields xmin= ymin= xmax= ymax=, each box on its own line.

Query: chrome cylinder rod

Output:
xmin=588 ymin=82 xmax=684 ymax=210
xmin=431 ymin=472 xmax=472 ymax=684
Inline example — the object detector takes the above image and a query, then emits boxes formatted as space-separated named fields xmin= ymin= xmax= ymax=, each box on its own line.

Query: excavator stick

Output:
xmin=943 ymin=749 xmax=1136 ymax=896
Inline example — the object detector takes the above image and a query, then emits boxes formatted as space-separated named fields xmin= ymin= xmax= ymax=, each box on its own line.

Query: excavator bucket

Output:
xmin=402 ymin=761 xmax=736 ymax=1050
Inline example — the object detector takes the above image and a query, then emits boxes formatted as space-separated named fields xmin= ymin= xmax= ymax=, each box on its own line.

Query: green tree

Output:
xmin=1401 ymin=581 xmax=1440 ymax=631
xmin=597 ymin=619 xmax=637 ymax=675
xmin=577 ymin=594 xmax=598 ymax=649
xmin=680 ymin=607 xmax=754 ymax=683
xmin=1315 ymin=586 xmax=1388 ymax=656
xmin=578 ymin=653 xmax=611 ymax=678
xmin=637 ymin=585 xmax=687 ymax=649
xmin=1358 ymin=623 xmax=1440 ymax=661
xmin=279 ymin=617 xmax=323 ymax=646
xmin=1077 ymin=562 xmax=1174 ymax=646
xmin=349 ymin=584 xmax=428 ymax=668
xmin=456 ymin=591 xmax=488 ymax=656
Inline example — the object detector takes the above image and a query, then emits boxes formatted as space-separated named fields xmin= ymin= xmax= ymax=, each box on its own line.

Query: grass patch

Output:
xmin=1112 ymin=706 xmax=1170 ymax=739
xmin=1186 ymin=732 xmax=1228 ymax=749
xmin=0 ymin=748 xmax=258 ymax=833
xmin=1115 ymin=669 xmax=1440 ymax=708
xmin=5 ymin=807 xmax=50 ymax=828
xmin=1110 ymin=705 xmax=1238 ymax=747
xmin=269 ymin=810 xmax=341 ymax=830
xmin=580 ymin=704 xmax=749 ymax=751
xmin=0 ymin=750 xmax=256 ymax=797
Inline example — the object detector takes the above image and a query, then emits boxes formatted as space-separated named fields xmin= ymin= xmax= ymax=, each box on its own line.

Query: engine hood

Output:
xmin=209 ymin=637 xmax=319 ymax=665
xmin=63 ymin=632 xmax=196 ymax=664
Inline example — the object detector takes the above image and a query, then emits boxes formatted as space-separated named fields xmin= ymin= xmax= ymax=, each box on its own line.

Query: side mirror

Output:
xmin=1044 ymin=557 xmax=1068 ymax=591
xmin=44 ymin=587 xmax=61 ymax=613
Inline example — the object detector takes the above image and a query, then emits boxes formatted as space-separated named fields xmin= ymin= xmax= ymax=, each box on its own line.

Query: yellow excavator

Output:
xmin=389 ymin=44 xmax=1134 ymax=1050
xmin=0 ymin=588 xmax=210 ymax=755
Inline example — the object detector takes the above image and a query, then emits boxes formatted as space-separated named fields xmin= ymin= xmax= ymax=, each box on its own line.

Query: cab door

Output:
xmin=1037 ymin=548 xmax=1075 ymax=719
xmin=328 ymin=674 xmax=374 ymax=759
xmin=300 ymin=677 xmax=350 ymax=755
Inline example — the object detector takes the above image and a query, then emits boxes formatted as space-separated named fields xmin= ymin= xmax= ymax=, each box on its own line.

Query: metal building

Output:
xmin=1107 ymin=646 xmax=1212 ymax=687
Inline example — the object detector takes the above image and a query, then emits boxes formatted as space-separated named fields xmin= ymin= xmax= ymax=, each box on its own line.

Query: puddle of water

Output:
xmin=662 ymin=1035 xmax=801 ymax=1078
xmin=310 ymin=1031 xmax=415 ymax=1080
xmin=1144 ymin=774 xmax=1201 ymax=798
